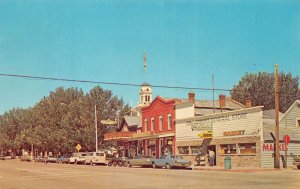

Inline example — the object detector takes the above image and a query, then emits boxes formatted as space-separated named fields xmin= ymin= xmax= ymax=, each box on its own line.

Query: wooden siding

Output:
xmin=261 ymin=142 xmax=300 ymax=168
xmin=280 ymin=102 xmax=300 ymax=130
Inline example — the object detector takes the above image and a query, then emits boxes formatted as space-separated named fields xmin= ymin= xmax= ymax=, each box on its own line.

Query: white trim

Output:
xmin=157 ymin=133 xmax=175 ymax=138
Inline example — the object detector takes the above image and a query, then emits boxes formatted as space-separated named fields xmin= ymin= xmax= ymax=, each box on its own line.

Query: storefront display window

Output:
xmin=220 ymin=144 xmax=237 ymax=154
xmin=239 ymin=143 xmax=256 ymax=154
xmin=178 ymin=146 xmax=189 ymax=155
xmin=191 ymin=146 xmax=203 ymax=155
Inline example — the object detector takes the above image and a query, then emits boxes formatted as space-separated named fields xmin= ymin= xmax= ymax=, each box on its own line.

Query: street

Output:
xmin=0 ymin=160 xmax=300 ymax=189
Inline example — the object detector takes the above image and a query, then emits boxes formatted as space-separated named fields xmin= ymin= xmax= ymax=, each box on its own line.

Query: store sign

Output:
xmin=223 ymin=130 xmax=245 ymax=137
xmin=198 ymin=131 xmax=213 ymax=138
xmin=187 ymin=113 xmax=247 ymax=131
xmin=263 ymin=143 xmax=288 ymax=151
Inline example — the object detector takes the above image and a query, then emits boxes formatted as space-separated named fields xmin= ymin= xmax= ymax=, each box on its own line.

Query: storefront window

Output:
xmin=190 ymin=146 xmax=203 ymax=155
xmin=239 ymin=143 xmax=256 ymax=154
xmin=178 ymin=146 xmax=189 ymax=155
xmin=220 ymin=144 xmax=237 ymax=154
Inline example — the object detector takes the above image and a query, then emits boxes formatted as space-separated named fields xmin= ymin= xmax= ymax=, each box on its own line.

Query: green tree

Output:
xmin=231 ymin=72 xmax=299 ymax=112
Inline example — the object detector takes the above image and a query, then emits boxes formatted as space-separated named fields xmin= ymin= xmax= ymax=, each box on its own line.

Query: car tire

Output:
xmin=74 ymin=160 xmax=78 ymax=164
xmin=166 ymin=163 xmax=171 ymax=169
xmin=297 ymin=165 xmax=300 ymax=170
xmin=152 ymin=163 xmax=156 ymax=169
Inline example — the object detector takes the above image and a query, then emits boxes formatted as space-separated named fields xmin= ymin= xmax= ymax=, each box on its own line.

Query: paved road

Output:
xmin=0 ymin=160 xmax=300 ymax=189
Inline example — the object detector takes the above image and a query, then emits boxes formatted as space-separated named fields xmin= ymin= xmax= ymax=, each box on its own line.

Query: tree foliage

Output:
xmin=231 ymin=72 xmax=300 ymax=112
xmin=0 ymin=86 xmax=130 ymax=155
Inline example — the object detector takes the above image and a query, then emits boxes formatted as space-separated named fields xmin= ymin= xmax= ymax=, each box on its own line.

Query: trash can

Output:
xmin=224 ymin=156 xmax=231 ymax=170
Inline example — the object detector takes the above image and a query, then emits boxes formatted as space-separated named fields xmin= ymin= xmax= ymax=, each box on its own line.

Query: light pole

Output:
xmin=95 ymin=104 xmax=98 ymax=152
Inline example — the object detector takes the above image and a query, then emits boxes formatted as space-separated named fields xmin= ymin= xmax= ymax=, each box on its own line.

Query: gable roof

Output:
xmin=279 ymin=100 xmax=300 ymax=122
xmin=124 ymin=116 xmax=142 ymax=128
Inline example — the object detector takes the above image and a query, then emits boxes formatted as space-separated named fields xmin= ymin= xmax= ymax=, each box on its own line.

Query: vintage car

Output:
xmin=58 ymin=154 xmax=72 ymax=164
xmin=21 ymin=154 xmax=33 ymax=162
xmin=69 ymin=152 xmax=87 ymax=164
xmin=34 ymin=156 xmax=46 ymax=162
xmin=152 ymin=154 xmax=191 ymax=169
xmin=45 ymin=156 xmax=58 ymax=163
xmin=127 ymin=155 xmax=153 ymax=167
xmin=293 ymin=156 xmax=300 ymax=169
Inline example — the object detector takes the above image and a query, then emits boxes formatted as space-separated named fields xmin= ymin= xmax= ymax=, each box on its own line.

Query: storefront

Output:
xmin=176 ymin=106 xmax=264 ymax=167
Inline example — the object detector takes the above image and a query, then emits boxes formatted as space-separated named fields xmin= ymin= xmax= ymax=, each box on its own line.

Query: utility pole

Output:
xmin=95 ymin=105 xmax=98 ymax=152
xmin=275 ymin=64 xmax=280 ymax=169
xmin=212 ymin=73 xmax=215 ymax=113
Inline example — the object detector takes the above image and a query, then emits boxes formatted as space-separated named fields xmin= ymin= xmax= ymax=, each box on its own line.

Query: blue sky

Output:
xmin=0 ymin=0 xmax=299 ymax=114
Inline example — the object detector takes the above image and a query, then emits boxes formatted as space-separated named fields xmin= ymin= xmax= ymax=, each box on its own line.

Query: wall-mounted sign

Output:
xmin=223 ymin=130 xmax=245 ymax=137
xmin=263 ymin=143 xmax=288 ymax=151
xmin=187 ymin=113 xmax=247 ymax=131
xmin=198 ymin=131 xmax=213 ymax=138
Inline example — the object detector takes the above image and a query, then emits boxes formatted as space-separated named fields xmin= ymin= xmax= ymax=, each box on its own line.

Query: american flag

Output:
xmin=144 ymin=51 xmax=147 ymax=72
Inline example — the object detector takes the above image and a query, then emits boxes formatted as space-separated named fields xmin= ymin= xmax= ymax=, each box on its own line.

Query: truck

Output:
xmin=293 ymin=157 xmax=300 ymax=169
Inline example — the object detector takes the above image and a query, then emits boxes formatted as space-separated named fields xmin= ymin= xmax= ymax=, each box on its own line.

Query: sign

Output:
xmin=75 ymin=144 xmax=81 ymax=152
xmin=223 ymin=130 xmax=245 ymax=137
xmin=101 ymin=119 xmax=117 ymax=125
xmin=263 ymin=143 xmax=288 ymax=151
xmin=198 ymin=131 xmax=213 ymax=138
xmin=283 ymin=135 xmax=291 ymax=145
xmin=187 ymin=113 xmax=247 ymax=131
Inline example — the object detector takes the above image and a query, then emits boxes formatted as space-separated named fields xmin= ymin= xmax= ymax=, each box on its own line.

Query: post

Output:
xmin=31 ymin=144 xmax=34 ymax=160
xmin=284 ymin=143 xmax=288 ymax=168
xmin=212 ymin=73 xmax=215 ymax=113
xmin=274 ymin=64 xmax=280 ymax=169
xmin=95 ymin=105 xmax=98 ymax=152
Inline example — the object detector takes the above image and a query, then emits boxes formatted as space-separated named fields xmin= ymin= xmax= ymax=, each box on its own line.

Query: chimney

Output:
xmin=245 ymin=98 xmax=252 ymax=108
xmin=219 ymin=94 xmax=226 ymax=108
xmin=188 ymin=92 xmax=195 ymax=104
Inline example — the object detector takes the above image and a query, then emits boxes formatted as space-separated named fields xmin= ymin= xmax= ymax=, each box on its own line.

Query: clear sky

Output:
xmin=0 ymin=0 xmax=299 ymax=114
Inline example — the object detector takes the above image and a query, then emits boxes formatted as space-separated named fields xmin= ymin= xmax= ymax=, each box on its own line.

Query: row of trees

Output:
xmin=231 ymin=72 xmax=299 ymax=112
xmin=0 ymin=86 xmax=130 ymax=156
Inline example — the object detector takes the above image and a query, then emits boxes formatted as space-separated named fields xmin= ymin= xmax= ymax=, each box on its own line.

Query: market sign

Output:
xmin=263 ymin=143 xmax=288 ymax=151
xmin=223 ymin=130 xmax=245 ymax=137
xmin=187 ymin=113 xmax=247 ymax=131
xmin=198 ymin=131 xmax=213 ymax=138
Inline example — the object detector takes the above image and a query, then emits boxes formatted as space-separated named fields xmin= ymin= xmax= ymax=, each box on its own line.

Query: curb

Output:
xmin=192 ymin=167 xmax=281 ymax=172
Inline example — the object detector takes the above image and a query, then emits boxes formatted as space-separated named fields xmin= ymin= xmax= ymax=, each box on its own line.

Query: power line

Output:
xmin=0 ymin=73 xmax=232 ymax=92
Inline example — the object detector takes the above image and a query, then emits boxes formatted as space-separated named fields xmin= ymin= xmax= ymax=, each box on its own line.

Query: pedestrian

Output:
xmin=209 ymin=150 xmax=215 ymax=166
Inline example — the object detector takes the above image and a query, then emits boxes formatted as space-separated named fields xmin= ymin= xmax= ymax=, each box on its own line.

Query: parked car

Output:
xmin=58 ymin=154 xmax=72 ymax=164
xmin=69 ymin=152 xmax=87 ymax=164
xmin=127 ymin=155 xmax=153 ymax=167
xmin=0 ymin=155 xmax=12 ymax=160
xmin=34 ymin=156 xmax=46 ymax=162
xmin=83 ymin=151 xmax=108 ymax=165
xmin=21 ymin=154 xmax=33 ymax=162
xmin=293 ymin=157 xmax=300 ymax=169
xmin=152 ymin=155 xmax=191 ymax=169
xmin=45 ymin=156 xmax=58 ymax=163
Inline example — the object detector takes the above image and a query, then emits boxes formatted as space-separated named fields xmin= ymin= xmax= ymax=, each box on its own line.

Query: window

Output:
xmin=159 ymin=115 xmax=163 ymax=131
xmin=297 ymin=118 xmax=300 ymax=127
xmin=144 ymin=119 xmax=148 ymax=132
xmin=239 ymin=143 xmax=256 ymax=154
xmin=177 ymin=146 xmax=189 ymax=155
xmin=191 ymin=146 xmax=203 ymax=155
xmin=151 ymin=117 xmax=155 ymax=131
xmin=220 ymin=144 xmax=237 ymax=154
xmin=168 ymin=114 xmax=172 ymax=130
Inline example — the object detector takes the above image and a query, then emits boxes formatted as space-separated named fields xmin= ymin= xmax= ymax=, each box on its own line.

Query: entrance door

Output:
xmin=207 ymin=145 xmax=216 ymax=166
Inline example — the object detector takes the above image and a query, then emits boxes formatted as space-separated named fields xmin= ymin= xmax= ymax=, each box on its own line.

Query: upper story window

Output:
xmin=297 ymin=118 xmax=300 ymax=127
xmin=168 ymin=114 xmax=172 ymax=130
xmin=151 ymin=117 xmax=155 ymax=131
xmin=144 ymin=119 xmax=148 ymax=132
xmin=159 ymin=115 xmax=163 ymax=131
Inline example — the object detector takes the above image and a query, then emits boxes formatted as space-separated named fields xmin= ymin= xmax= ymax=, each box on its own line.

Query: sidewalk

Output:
xmin=191 ymin=165 xmax=282 ymax=172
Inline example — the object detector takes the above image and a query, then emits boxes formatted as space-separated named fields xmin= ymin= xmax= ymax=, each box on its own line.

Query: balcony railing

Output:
xmin=104 ymin=131 xmax=134 ymax=141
